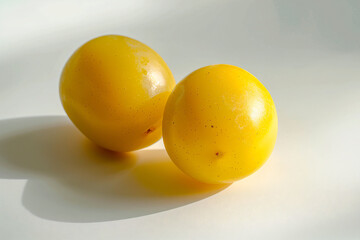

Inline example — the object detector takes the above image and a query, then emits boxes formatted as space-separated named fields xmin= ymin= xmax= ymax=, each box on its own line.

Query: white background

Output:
xmin=1 ymin=0 xmax=360 ymax=239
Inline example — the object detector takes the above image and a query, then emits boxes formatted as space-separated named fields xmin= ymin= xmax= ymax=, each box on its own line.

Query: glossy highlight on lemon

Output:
xmin=60 ymin=35 xmax=175 ymax=152
xmin=163 ymin=64 xmax=278 ymax=184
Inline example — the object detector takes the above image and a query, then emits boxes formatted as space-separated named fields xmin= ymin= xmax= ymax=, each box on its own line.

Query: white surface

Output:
xmin=1 ymin=0 xmax=360 ymax=239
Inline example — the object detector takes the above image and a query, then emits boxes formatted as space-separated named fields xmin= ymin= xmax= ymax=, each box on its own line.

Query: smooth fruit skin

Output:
xmin=60 ymin=35 xmax=175 ymax=152
xmin=163 ymin=64 xmax=277 ymax=184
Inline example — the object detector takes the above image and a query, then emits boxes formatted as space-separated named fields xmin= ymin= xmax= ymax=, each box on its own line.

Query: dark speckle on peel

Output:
xmin=215 ymin=151 xmax=224 ymax=158
xmin=145 ymin=127 xmax=155 ymax=135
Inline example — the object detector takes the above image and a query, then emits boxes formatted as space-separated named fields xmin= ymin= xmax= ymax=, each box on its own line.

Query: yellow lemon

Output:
xmin=163 ymin=64 xmax=277 ymax=183
xmin=60 ymin=35 xmax=175 ymax=152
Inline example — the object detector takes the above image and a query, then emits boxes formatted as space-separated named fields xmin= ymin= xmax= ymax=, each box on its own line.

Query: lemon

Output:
xmin=60 ymin=35 xmax=175 ymax=152
xmin=163 ymin=64 xmax=277 ymax=183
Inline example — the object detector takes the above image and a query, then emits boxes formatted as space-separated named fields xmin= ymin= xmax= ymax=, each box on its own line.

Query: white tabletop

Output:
xmin=1 ymin=0 xmax=360 ymax=239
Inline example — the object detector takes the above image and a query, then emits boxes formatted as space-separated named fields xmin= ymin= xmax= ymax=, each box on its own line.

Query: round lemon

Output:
xmin=60 ymin=35 xmax=175 ymax=152
xmin=163 ymin=64 xmax=277 ymax=183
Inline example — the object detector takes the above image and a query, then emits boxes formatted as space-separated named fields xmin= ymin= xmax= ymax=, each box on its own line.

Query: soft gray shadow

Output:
xmin=0 ymin=116 xmax=229 ymax=222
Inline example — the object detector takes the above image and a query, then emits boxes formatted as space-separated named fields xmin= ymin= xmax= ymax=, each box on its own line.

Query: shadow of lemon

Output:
xmin=0 ymin=116 xmax=231 ymax=222
xmin=133 ymin=149 xmax=229 ymax=196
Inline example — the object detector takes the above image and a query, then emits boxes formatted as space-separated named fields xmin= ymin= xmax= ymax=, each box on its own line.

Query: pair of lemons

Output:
xmin=60 ymin=35 xmax=277 ymax=184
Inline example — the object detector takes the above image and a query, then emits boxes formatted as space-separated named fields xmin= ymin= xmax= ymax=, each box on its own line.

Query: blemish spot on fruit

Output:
xmin=211 ymin=125 xmax=214 ymax=128
xmin=145 ymin=127 xmax=155 ymax=135
xmin=215 ymin=151 xmax=224 ymax=157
